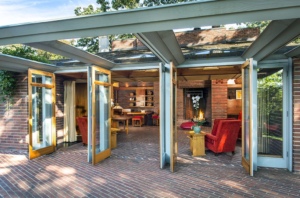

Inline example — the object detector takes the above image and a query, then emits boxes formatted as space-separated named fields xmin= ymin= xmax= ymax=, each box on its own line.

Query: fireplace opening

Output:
xmin=183 ymin=88 xmax=211 ymax=126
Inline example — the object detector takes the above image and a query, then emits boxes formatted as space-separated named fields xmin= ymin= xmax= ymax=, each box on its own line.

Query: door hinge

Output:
xmin=287 ymin=111 xmax=289 ymax=117
xmin=287 ymin=151 xmax=289 ymax=157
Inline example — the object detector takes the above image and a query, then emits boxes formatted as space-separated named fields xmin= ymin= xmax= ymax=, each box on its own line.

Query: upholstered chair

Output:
xmin=205 ymin=120 xmax=241 ymax=155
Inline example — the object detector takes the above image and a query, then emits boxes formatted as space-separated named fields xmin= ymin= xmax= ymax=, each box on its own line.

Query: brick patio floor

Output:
xmin=1 ymin=126 xmax=300 ymax=197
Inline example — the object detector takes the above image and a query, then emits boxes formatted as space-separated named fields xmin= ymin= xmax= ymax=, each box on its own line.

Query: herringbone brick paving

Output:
xmin=0 ymin=126 xmax=300 ymax=197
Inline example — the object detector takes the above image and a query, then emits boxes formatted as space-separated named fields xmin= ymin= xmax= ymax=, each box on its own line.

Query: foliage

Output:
xmin=0 ymin=71 xmax=17 ymax=108
xmin=143 ymin=0 xmax=190 ymax=7
xmin=243 ymin=21 xmax=270 ymax=33
xmin=257 ymin=69 xmax=283 ymax=133
xmin=1 ymin=45 xmax=50 ymax=63
xmin=73 ymin=0 xmax=194 ymax=53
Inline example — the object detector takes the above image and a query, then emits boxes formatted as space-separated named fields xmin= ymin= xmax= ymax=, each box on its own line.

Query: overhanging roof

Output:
xmin=0 ymin=0 xmax=300 ymax=81
xmin=0 ymin=0 xmax=300 ymax=45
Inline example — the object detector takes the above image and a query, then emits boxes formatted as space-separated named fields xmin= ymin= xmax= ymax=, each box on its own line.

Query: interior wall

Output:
xmin=75 ymin=83 xmax=88 ymax=118
xmin=56 ymin=75 xmax=65 ymax=144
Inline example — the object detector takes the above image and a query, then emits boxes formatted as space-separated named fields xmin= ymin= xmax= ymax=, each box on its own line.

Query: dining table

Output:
xmin=112 ymin=116 xmax=132 ymax=134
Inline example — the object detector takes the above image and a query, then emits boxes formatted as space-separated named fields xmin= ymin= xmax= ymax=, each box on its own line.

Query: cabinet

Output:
xmin=117 ymin=87 xmax=154 ymax=108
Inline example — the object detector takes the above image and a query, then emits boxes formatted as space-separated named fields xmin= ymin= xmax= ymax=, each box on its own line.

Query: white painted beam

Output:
xmin=0 ymin=53 xmax=58 ymax=72
xmin=177 ymin=57 xmax=245 ymax=68
xmin=135 ymin=31 xmax=184 ymax=65
xmin=112 ymin=62 xmax=160 ymax=71
xmin=285 ymin=46 xmax=300 ymax=58
xmin=0 ymin=0 xmax=300 ymax=45
xmin=26 ymin=41 xmax=115 ymax=69
xmin=243 ymin=19 xmax=300 ymax=61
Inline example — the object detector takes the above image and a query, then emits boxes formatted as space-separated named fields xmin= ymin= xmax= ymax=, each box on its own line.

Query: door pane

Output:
xmin=95 ymin=71 xmax=109 ymax=83
xmin=95 ymin=84 xmax=109 ymax=154
xmin=243 ymin=67 xmax=250 ymax=161
xmin=32 ymin=86 xmax=52 ymax=150
xmin=32 ymin=74 xmax=52 ymax=84
xmin=257 ymin=69 xmax=283 ymax=156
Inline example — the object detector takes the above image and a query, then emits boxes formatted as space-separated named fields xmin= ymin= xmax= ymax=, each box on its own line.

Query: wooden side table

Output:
xmin=188 ymin=131 xmax=206 ymax=157
xmin=111 ymin=128 xmax=120 ymax=149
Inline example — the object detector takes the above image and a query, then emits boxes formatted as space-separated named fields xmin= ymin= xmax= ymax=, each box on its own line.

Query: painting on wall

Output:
xmin=236 ymin=90 xmax=242 ymax=99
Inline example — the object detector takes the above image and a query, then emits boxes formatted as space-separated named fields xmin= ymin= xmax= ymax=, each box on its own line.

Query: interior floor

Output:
xmin=58 ymin=125 xmax=242 ymax=168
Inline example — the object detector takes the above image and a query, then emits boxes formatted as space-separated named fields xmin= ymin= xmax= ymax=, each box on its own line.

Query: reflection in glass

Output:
xmin=243 ymin=67 xmax=250 ymax=161
xmin=32 ymin=74 xmax=52 ymax=84
xmin=95 ymin=84 xmax=109 ymax=153
xmin=95 ymin=71 xmax=109 ymax=83
xmin=32 ymin=86 xmax=52 ymax=150
xmin=257 ymin=69 xmax=283 ymax=156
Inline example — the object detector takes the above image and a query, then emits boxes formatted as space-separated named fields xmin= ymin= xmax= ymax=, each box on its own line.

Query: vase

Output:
xmin=193 ymin=125 xmax=201 ymax=134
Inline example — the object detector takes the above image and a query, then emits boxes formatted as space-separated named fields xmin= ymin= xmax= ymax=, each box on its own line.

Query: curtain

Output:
xmin=63 ymin=81 xmax=76 ymax=142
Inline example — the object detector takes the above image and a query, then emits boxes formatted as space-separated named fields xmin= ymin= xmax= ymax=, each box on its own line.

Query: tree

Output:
xmin=0 ymin=45 xmax=50 ymax=63
xmin=73 ymin=0 xmax=194 ymax=53
xmin=244 ymin=21 xmax=270 ymax=33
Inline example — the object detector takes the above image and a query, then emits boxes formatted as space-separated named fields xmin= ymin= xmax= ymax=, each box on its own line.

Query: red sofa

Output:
xmin=205 ymin=119 xmax=241 ymax=155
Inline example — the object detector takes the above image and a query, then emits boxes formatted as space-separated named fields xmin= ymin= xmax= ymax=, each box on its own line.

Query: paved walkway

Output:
xmin=1 ymin=126 xmax=300 ymax=197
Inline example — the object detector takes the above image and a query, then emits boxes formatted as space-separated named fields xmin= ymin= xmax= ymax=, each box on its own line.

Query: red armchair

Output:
xmin=76 ymin=117 xmax=88 ymax=145
xmin=205 ymin=120 xmax=241 ymax=155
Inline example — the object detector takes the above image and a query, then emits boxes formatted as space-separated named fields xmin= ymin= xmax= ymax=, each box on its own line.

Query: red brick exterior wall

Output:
xmin=293 ymin=58 xmax=300 ymax=173
xmin=55 ymin=75 xmax=65 ymax=145
xmin=0 ymin=73 xmax=28 ymax=152
xmin=0 ymin=73 xmax=66 ymax=151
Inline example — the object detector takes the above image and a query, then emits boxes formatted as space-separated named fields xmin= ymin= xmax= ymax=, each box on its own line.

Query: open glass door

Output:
xmin=28 ymin=69 xmax=56 ymax=159
xmin=159 ymin=63 xmax=166 ymax=169
xmin=170 ymin=62 xmax=177 ymax=172
xmin=257 ymin=65 xmax=288 ymax=168
xmin=90 ymin=66 xmax=111 ymax=165
xmin=241 ymin=59 xmax=257 ymax=176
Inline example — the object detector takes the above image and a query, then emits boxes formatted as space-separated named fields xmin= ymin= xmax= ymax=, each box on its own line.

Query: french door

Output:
xmin=159 ymin=62 xmax=177 ymax=172
xmin=28 ymin=69 xmax=56 ymax=159
xmin=170 ymin=62 xmax=178 ymax=172
xmin=257 ymin=63 xmax=289 ymax=168
xmin=88 ymin=66 xmax=112 ymax=165
xmin=241 ymin=59 xmax=257 ymax=176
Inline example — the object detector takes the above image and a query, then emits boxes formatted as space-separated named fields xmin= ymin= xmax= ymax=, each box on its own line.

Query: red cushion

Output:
xmin=152 ymin=115 xmax=159 ymax=119
xmin=133 ymin=116 xmax=143 ymax=119
xmin=180 ymin=121 xmax=194 ymax=130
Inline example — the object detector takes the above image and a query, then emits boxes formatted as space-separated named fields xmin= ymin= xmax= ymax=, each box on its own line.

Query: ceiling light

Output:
xmin=203 ymin=67 xmax=219 ymax=70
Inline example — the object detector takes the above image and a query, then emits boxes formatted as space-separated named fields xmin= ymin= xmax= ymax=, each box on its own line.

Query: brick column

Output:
xmin=211 ymin=80 xmax=227 ymax=123
xmin=293 ymin=58 xmax=300 ymax=173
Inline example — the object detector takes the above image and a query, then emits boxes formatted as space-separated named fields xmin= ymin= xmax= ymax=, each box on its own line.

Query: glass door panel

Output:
xmin=258 ymin=68 xmax=283 ymax=156
xmin=241 ymin=59 xmax=254 ymax=176
xmin=91 ymin=66 xmax=111 ymax=165
xmin=28 ymin=69 xmax=56 ymax=159
xmin=257 ymin=66 xmax=287 ymax=168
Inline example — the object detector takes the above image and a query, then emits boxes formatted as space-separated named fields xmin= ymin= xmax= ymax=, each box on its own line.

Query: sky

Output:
xmin=0 ymin=0 xmax=239 ymax=29
xmin=0 ymin=0 xmax=98 ymax=26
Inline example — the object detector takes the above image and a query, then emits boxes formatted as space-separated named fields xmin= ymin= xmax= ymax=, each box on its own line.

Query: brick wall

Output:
xmin=0 ymin=73 xmax=66 ymax=152
xmin=0 ymin=73 xmax=28 ymax=152
xmin=293 ymin=58 xmax=300 ymax=173
xmin=211 ymin=80 xmax=228 ymax=122
xmin=56 ymin=75 xmax=65 ymax=145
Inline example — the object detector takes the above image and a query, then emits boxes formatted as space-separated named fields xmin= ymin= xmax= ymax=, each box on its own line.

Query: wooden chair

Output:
xmin=132 ymin=116 xmax=143 ymax=127
xmin=152 ymin=110 xmax=159 ymax=126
